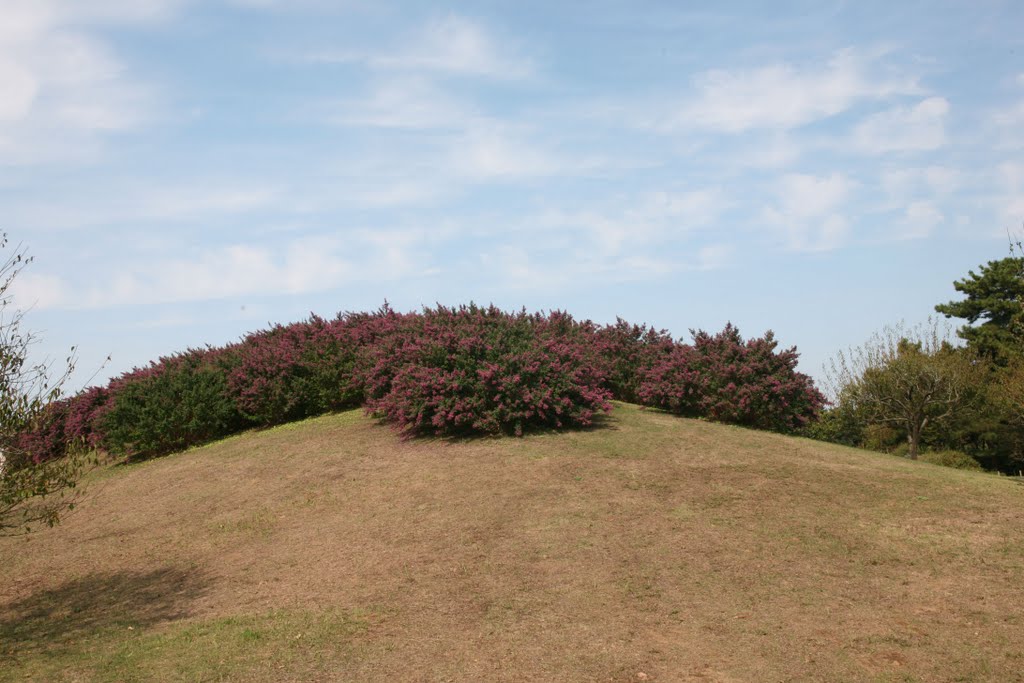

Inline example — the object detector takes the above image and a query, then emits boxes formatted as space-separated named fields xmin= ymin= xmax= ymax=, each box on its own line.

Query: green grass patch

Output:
xmin=1 ymin=608 xmax=370 ymax=683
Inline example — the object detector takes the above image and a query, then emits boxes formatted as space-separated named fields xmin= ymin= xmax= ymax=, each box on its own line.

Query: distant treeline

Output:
xmin=810 ymin=255 xmax=1024 ymax=474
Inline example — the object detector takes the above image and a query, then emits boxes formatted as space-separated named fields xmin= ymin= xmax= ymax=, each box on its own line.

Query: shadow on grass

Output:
xmin=0 ymin=567 xmax=211 ymax=657
xmin=385 ymin=409 xmax=622 ymax=445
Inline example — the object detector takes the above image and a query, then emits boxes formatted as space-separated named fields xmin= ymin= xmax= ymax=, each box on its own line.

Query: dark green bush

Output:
xmin=100 ymin=348 xmax=250 ymax=457
xmin=919 ymin=449 xmax=983 ymax=471
xmin=801 ymin=403 xmax=864 ymax=446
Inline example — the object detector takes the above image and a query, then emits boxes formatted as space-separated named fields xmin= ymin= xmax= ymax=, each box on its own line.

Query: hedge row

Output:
xmin=16 ymin=304 xmax=824 ymax=462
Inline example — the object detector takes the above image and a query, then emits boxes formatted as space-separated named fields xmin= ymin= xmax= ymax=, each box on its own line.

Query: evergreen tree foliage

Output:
xmin=935 ymin=257 xmax=1024 ymax=362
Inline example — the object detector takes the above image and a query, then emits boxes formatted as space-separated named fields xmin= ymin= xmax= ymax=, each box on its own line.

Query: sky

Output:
xmin=3 ymin=0 xmax=1023 ymax=391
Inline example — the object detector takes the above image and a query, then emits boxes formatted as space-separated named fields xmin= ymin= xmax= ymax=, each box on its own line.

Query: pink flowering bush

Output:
xmin=593 ymin=318 xmax=675 ymax=403
xmin=63 ymin=385 xmax=111 ymax=450
xmin=228 ymin=314 xmax=367 ymax=426
xmin=10 ymin=400 xmax=69 ymax=467
xmin=12 ymin=386 xmax=110 ymax=465
xmin=358 ymin=305 xmax=612 ymax=437
xmin=19 ymin=306 xmax=825 ymax=460
xmin=638 ymin=323 xmax=825 ymax=432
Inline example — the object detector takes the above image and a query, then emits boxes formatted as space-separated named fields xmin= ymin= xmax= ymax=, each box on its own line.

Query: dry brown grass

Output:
xmin=2 ymin=403 xmax=1023 ymax=682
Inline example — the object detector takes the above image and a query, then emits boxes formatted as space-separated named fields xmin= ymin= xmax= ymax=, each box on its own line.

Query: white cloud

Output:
xmin=728 ymin=132 xmax=802 ymax=169
xmin=638 ymin=188 xmax=724 ymax=224
xmin=851 ymin=97 xmax=949 ymax=154
xmin=55 ymin=0 xmax=189 ymax=25
xmin=225 ymin=0 xmax=364 ymax=11
xmin=326 ymin=180 xmax=444 ymax=208
xmin=327 ymin=76 xmax=478 ymax=130
xmin=994 ymin=161 xmax=1024 ymax=228
xmin=695 ymin=244 xmax=732 ymax=270
xmin=763 ymin=172 xmax=854 ymax=251
xmin=305 ymin=15 xmax=532 ymax=80
xmin=8 ymin=181 xmax=281 ymax=230
xmin=992 ymin=100 xmax=1024 ymax=127
xmin=991 ymin=92 xmax=1024 ymax=149
xmin=0 ymin=59 xmax=37 ymax=122
xmin=533 ymin=188 xmax=725 ymax=256
xmin=660 ymin=49 xmax=921 ymax=133
xmin=923 ymin=166 xmax=961 ymax=193
xmin=901 ymin=201 xmax=944 ymax=239
xmin=469 ymin=187 xmax=730 ymax=289
xmin=450 ymin=128 xmax=566 ymax=179
xmin=0 ymin=0 xmax=162 ymax=165
xmin=29 ymin=228 xmax=445 ymax=310
xmin=879 ymin=165 xmax=961 ymax=210
xmin=775 ymin=173 xmax=852 ymax=220
xmin=479 ymin=237 xmax=730 ymax=292
xmin=8 ymin=271 xmax=65 ymax=310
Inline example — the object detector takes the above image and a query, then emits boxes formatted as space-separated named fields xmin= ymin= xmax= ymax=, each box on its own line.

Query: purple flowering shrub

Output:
xmin=10 ymin=400 xmax=69 ymax=467
xmin=358 ymin=305 xmax=612 ymax=437
xmin=634 ymin=344 xmax=701 ymax=416
xmin=593 ymin=318 xmax=675 ymax=403
xmin=12 ymin=386 xmax=110 ymax=465
xmin=63 ymin=385 xmax=111 ymax=450
xmin=228 ymin=314 xmax=369 ymax=426
xmin=638 ymin=323 xmax=825 ymax=432
xmin=18 ymin=307 xmax=825 ymax=460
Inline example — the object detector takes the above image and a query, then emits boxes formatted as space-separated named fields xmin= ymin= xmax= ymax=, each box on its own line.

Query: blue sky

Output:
xmin=4 ymin=0 xmax=1024 ymax=390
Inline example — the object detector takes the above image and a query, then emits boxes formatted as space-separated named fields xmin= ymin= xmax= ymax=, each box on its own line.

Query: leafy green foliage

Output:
xmin=827 ymin=321 xmax=986 ymax=460
xmin=99 ymin=349 xmax=250 ymax=458
xmin=919 ymin=449 xmax=983 ymax=471
xmin=935 ymin=257 xmax=1024 ymax=362
xmin=0 ymin=450 xmax=96 ymax=536
xmin=0 ymin=232 xmax=95 ymax=535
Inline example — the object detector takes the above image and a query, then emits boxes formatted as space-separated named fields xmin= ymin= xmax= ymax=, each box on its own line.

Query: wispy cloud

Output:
xmin=325 ymin=75 xmax=480 ymax=129
xmin=8 ymin=181 xmax=281 ymax=230
xmin=54 ymin=0 xmax=190 ymax=25
xmin=0 ymin=0 xmax=166 ymax=165
xmin=478 ymin=239 xmax=732 ymax=293
xmin=851 ymin=97 xmax=949 ymax=154
xmin=989 ymin=75 xmax=1024 ymax=149
xmin=449 ymin=127 xmax=571 ymax=179
xmin=762 ymin=172 xmax=855 ymax=251
xmin=656 ymin=49 xmax=922 ymax=134
xmin=304 ymin=14 xmax=532 ymax=80
xmin=879 ymin=165 xmax=961 ymax=213
xmin=9 ymin=271 xmax=66 ymax=310
xmin=532 ymin=187 xmax=726 ymax=256
xmin=32 ymin=231 xmax=441 ymax=310
xmin=900 ymin=201 xmax=945 ymax=239
xmin=993 ymin=161 xmax=1024 ymax=230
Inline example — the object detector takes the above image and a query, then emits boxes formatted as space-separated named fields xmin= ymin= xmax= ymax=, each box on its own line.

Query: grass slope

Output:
xmin=2 ymin=403 xmax=1022 ymax=682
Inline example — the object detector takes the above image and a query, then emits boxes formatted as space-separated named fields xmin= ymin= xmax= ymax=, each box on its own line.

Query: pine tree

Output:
xmin=935 ymin=257 xmax=1024 ymax=362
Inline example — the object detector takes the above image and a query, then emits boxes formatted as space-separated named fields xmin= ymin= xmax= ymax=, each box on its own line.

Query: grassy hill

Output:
xmin=2 ymin=403 xmax=1022 ymax=682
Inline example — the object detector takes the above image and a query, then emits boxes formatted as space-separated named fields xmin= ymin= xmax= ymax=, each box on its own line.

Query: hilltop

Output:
xmin=2 ymin=404 xmax=1022 ymax=682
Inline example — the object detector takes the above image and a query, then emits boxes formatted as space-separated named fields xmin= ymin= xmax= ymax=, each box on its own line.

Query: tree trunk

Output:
xmin=908 ymin=425 xmax=920 ymax=460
